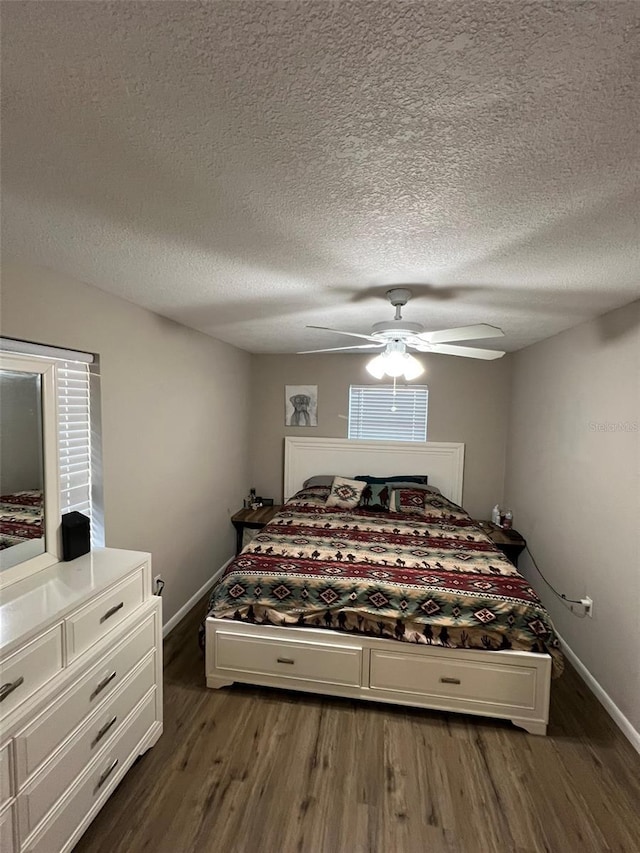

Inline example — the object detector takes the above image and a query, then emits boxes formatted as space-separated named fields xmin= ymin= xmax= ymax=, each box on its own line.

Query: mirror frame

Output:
xmin=0 ymin=353 xmax=61 ymax=588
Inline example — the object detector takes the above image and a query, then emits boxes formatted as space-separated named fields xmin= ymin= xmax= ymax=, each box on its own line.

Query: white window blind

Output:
xmin=57 ymin=360 xmax=93 ymax=526
xmin=348 ymin=385 xmax=428 ymax=442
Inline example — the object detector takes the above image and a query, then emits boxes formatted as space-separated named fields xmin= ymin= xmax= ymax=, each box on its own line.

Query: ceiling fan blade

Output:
xmin=429 ymin=344 xmax=506 ymax=360
xmin=306 ymin=325 xmax=380 ymax=343
xmin=418 ymin=324 xmax=505 ymax=344
xmin=297 ymin=344 xmax=384 ymax=354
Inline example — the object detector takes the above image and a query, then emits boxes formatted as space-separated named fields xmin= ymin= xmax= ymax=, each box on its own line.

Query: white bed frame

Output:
xmin=206 ymin=438 xmax=552 ymax=735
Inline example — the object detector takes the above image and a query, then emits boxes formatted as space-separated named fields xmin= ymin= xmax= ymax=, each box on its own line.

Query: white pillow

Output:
xmin=325 ymin=476 xmax=366 ymax=509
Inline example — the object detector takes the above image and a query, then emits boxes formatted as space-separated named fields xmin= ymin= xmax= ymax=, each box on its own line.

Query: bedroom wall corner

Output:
xmin=504 ymin=299 xmax=640 ymax=740
xmin=248 ymin=351 xmax=512 ymax=519
xmin=0 ymin=258 xmax=253 ymax=629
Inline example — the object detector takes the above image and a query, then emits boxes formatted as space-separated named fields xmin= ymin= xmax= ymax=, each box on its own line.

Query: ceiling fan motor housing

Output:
xmin=371 ymin=320 xmax=425 ymax=340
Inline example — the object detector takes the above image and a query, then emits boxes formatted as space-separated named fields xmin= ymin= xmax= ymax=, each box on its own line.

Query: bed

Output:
xmin=0 ymin=489 xmax=44 ymax=549
xmin=205 ymin=439 xmax=561 ymax=735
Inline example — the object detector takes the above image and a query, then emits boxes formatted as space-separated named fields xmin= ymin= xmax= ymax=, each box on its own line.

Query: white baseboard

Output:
xmin=557 ymin=631 xmax=640 ymax=755
xmin=162 ymin=555 xmax=233 ymax=638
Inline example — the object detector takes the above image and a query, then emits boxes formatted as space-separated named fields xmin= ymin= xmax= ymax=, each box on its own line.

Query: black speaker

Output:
xmin=61 ymin=512 xmax=91 ymax=561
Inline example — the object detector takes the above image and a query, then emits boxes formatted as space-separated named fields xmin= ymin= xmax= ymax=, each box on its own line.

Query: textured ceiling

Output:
xmin=2 ymin=1 xmax=639 ymax=353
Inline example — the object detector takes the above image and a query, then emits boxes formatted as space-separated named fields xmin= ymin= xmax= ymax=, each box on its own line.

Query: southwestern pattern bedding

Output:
xmin=0 ymin=490 xmax=44 ymax=549
xmin=207 ymin=486 xmax=563 ymax=676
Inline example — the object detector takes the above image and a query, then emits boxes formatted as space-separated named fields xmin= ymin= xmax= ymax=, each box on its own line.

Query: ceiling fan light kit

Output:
xmin=365 ymin=341 xmax=425 ymax=381
xmin=302 ymin=288 xmax=507 ymax=376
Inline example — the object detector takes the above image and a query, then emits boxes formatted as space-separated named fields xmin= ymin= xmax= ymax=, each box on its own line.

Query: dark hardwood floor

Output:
xmin=75 ymin=597 xmax=640 ymax=853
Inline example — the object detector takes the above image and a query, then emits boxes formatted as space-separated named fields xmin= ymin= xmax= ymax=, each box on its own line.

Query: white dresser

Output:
xmin=0 ymin=548 xmax=163 ymax=852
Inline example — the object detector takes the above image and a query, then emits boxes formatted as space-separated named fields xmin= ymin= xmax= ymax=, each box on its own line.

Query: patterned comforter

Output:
xmin=0 ymin=490 xmax=44 ymax=550
xmin=207 ymin=487 xmax=563 ymax=676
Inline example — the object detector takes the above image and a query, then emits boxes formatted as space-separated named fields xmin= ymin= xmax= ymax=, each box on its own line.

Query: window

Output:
xmin=57 ymin=361 xmax=93 ymax=519
xmin=348 ymin=385 xmax=428 ymax=442
xmin=0 ymin=338 xmax=104 ymax=546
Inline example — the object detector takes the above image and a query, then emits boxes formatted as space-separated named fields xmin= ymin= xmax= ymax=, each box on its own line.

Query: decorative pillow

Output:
xmin=286 ymin=486 xmax=331 ymax=508
xmin=325 ymin=476 xmax=367 ymax=509
xmin=302 ymin=475 xmax=336 ymax=488
xmin=422 ymin=492 xmax=467 ymax=520
xmin=423 ymin=485 xmax=441 ymax=495
xmin=424 ymin=491 xmax=462 ymax=510
xmin=391 ymin=488 xmax=427 ymax=515
xmin=359 ymin=481 xmax=393 ymax=511
xmin=355 ymin=474 xmax=428 ymax=485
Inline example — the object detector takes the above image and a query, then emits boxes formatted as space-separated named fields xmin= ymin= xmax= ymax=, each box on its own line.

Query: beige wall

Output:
xmin=0 ymin=260 xmax=252 ymax=625
xmin=249 ymin=352 xmax=512 ymax=519
xmin=505 ymin=300 xmax=640 ymax=732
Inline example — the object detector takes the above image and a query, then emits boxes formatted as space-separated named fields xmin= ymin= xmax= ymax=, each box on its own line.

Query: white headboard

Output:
xmin=284 ymin=438 xmax=465 ymax=505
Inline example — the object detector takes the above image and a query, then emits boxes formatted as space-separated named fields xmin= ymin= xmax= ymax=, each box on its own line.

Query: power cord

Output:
xmin=524 ymin=545 xmax=590 ymax=616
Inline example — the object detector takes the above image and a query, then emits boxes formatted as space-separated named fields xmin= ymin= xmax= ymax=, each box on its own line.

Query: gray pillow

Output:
xmin=367 ymin=481 xmax=440 ymax=493
xmin=355 ymin=474 xmax=428 ymax=485
xmin=302 ymin=475 xmax=336 ymax=488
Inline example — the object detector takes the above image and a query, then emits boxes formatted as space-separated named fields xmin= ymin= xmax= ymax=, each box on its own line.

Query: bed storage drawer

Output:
xmin=369 ymin=650 xmax=538 ymax=710
xmin=0 ymin=625 xmax=63 ymax=720
xmin=23 ymin=689 xmax=157 ymax=853
xmin=216 ymin=631 xmax=362 ymax=687
xmin=14 ymin=611 xmax=156 ymax=786
xmin=65 ymin=569 xmax=145 ymax=661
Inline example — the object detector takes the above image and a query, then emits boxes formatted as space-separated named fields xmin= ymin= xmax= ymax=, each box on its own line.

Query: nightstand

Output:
xmin=231 ymin=505 xmax=283 ymax=554
xmin=475 ymin=520 xmax=527 ymax=567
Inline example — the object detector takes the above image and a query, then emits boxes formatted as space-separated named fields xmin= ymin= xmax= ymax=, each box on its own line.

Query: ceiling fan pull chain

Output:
xmin=391 ymin=376 xmax=398 ymax=412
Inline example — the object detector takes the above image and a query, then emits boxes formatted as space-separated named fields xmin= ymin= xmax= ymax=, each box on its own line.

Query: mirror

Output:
xmin=0 ymin=353 xmax=60 ymax=586
xmin=0 ymin=369 xmax=45 ymax=569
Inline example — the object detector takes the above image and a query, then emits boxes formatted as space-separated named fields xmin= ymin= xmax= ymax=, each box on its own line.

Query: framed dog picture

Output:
xmin=285 ymin=385 xmax=318 ymax=427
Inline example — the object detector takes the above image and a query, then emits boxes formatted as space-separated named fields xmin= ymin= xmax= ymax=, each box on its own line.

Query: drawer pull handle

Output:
xmin=100 ymin=602 xmax=124 ymax=623
xmin=440 ymin=677 xmax=461 ymax=685
xmin=0 ymin=676 xmax=24 ymax=702
xmin=276 ymin=657 xmax=295 ymax=665
xmin=96 ymin=758 xmax=119 ymax=790
xmin=91 ymin=671 xmax=117 ymax=700
xmin=92 ymin=715 xmax=118 ymax=747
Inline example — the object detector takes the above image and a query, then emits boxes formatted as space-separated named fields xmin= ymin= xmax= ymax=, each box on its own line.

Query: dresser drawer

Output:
xmin=0 ymin=625 xmax=63 ymax=721
xmin=0 ymin=742 xmax=11 ymax=808
xmin=15 ymin=611 xmax=156 ymax=786
xmin=369 ymin=650 xmax=538 ymax=710
xmin=18 ymin=654 xmax=156 ymax=838
xmin=65 ymin=569 xmax=145 ymax=661
xmin=0 ymin=802 xmax=15 ymax=853
xmin=24 ymin=690 xmax=157 ymax=853
xmin=216 ymin=631 xmax=362 ymax=687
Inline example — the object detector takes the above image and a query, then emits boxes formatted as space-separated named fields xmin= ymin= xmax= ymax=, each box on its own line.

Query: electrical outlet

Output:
xmin=569 ymin=597 xmax=593 ymax=617
xmin=153 ymin=575 xmax=163 ymax=595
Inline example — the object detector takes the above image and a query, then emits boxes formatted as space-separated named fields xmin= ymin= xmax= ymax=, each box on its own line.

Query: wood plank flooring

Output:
xmin=75 ymin=597 xmax=640 ymax=853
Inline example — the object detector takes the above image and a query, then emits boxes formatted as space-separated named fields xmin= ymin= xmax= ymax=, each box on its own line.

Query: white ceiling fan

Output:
xmin=299 ymin=288 xmax=506 ymax=379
